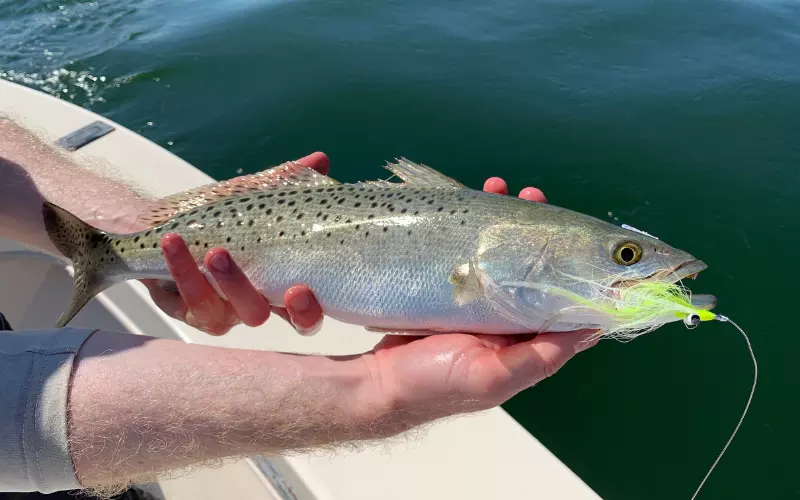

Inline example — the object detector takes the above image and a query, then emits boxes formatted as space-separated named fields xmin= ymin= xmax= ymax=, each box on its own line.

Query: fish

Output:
xmin=43 ymin=158 xmax=714 ymax=334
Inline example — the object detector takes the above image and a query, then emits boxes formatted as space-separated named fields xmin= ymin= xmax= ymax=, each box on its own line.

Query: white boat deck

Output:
xmin=0 ymin=79 xmax=601 ymax=500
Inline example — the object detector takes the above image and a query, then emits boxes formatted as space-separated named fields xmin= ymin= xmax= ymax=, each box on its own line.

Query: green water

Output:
xmin=2 ymin=0 xmax=798 ymax=498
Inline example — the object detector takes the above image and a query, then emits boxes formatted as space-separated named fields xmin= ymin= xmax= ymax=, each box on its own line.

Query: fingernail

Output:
xmin=163 ymin=239 xmax=179 ymax=257
xmin=292 ymin=291 xmax=311 ymax=312
xmin=209 ymin=253 xmax=230 ymax=273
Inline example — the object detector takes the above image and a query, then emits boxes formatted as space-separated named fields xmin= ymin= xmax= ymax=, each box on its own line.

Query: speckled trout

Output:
xmin=44 ymin=159 xmax=713 ymax=333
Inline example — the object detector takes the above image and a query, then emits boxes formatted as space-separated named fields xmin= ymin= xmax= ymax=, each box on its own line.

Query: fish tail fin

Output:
xmin=42 ymin=201 xmax=114 ymax=327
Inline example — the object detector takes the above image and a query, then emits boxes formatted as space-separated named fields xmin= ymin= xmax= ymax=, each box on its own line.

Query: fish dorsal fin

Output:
xmin=359 ymin=158 xmax=464 ymax=189
xmin=137 ymin=161 xmax=339 ymax=227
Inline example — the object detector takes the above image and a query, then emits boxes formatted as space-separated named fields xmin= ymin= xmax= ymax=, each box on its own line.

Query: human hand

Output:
xmin=140 ymin=153 xmax=328 ymax=336
xmin=358 ymin=178 xmax=597 ymax=429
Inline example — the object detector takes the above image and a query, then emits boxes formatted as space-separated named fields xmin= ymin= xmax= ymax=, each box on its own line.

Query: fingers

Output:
xmin=497 ymin=330 xmax=599 ymax=391
xmin=295 ymin=152 xmax=330 ymax=176
xmin=518 ymin=187 xmax=547 ymax=203
xmin=483 ymin=176 xmax=547 ymax=203
xmin=204 ymin=248 xmax=272 ymax=327
xmin=281 ymin=285 xmax=324 ymax=335
xmin=483 ymin=177 xmax=508 ymax=195
xmin=162 ymin=233 xmax=232 ymax=335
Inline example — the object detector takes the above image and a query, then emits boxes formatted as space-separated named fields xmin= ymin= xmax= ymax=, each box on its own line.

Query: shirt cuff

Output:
xmin=0 ymin=327 xmax=98 ymax=493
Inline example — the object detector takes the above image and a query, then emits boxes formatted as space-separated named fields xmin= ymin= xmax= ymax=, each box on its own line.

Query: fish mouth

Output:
xmin=610 ymin=260 xmax=716 ymax=310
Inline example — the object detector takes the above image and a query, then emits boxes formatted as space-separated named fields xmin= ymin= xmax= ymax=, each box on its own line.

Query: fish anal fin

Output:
xmin=136 ymin=161 xmax=340 ymax=227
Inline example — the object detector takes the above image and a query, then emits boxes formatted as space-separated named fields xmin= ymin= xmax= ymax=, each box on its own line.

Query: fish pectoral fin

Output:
xmin=136 ymin=161 xmax=340 ymax=227
xmin=450 ymin=261 xmax=483 ymax=306
xmin=358 ymin=158 xmax=464 ymax=190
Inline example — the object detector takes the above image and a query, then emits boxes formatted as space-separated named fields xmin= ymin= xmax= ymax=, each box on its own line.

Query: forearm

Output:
xmin=0 ymin=118 xmax=151 ymax=253
xmin=68 ymin=331 xmax=391 ymax=488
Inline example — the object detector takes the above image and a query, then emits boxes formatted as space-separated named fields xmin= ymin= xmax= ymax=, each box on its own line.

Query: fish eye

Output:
xmin=613 ymin=242 xmax=642 ymax=266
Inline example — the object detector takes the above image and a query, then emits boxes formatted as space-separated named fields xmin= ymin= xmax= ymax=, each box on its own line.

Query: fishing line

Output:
xmin=497 ymin=279 xmax=756 ymax=498
xmin=689 ymin=314 xmax=757 ymax=500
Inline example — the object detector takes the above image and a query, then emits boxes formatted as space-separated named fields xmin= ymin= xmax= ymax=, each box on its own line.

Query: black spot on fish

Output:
xmin=213 ymin=211 xmax=221 ymax=217
xmin=217 ymin=221 xmax=224 ymax=228
xmin=407 ymin=230 xmax=412 ymax=235
xmin=400 ymin=208 xmax=407 ymax=214
xmin=355 ymin=224 xmax=360 ymax=230
xmin=246 ymin=204 xmax=253 ymax=211
xmin=278 ymin=199 xmax=286 ymax=205
xmin=461 ymin=220 xmax=466 ymax=225
xmin=323 ymin=214 xmax=329 ymax=221
xmin=428 ymin=200 xmax=434 ymax=205
xmin=337 ymin=198 xmax=345 ymax=205
xmin=134 ymin=236 xmax=140 ymax=243
xmin=303 ymin=189 xmax=312 ymax=194
xmin=371 ymin=202 xmax=378 ymax=208
xmin=236 ymin=220 xmax=243 ymax=226
xmin=326 ymin=232 xmax=331 ymax=238
xmin=367 ymin=214 xmax=375 ymax=219
xmin=248 ymin=220 xmax=255 ymax=227
xmin=365 ymin=231 xmax=369 ymax=237
xmin=450 ymin=210 xmax=456 ymax=215
xmin=145 ymin=231 xmax=152 ymax=237
xmin=266 ymin=208 xmax=273 ymax=215
xmin=140 ymin=244 xmax=145 ymax=249
xmin=224 ymin=201 xmax=233 ymax=206
xmin=383 ymin=227 xmax=388 ymax=232
xmin=279 ymin=231 xmax=285 ymax=237
xmin=226 ymin=237 xmax=232 ymax=243
xmin=438 ymin=207 xmax=444 ymax=212
xmin=288 ymin=201 xmax=295 ymax=207
xmin=276 ymin=215 xmax=283 ymax=222
xmin=152 ymin=243 xmax=158 ymax=249
xmin=241 ymin=197 xmax=250 ymax=203
xmin=354 ymin=202 xmax=362 ymax=208
xmin=305 ymin=197 xmax=313 ymax=203
xmin=414 ymin=210 xmax=419 ymax=215
xmin=463 ymin=209 xmax=469 ymax=214
xmin=241 ymin=246 xmax=245 ymax=251
xmin=289 ymin=190 xmax=297 ymax=195
xmin=301 ymin=230 xmax=306 ymax=236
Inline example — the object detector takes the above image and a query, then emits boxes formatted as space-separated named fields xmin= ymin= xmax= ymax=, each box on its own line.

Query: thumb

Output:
xmin=497 ymin=330 xmax=598 ymax=392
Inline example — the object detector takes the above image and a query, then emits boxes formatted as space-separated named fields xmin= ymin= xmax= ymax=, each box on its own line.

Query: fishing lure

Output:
xmin=556 ymin=279 xmax=757 ymax=500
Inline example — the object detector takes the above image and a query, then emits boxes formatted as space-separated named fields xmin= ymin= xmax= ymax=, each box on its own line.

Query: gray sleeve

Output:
xmin=0 ymin=327 xmax=98 ymax=493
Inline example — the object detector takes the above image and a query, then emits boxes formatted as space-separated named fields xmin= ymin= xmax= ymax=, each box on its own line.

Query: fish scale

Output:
xmin=43 ymin=158 xmax=710 ymax=334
